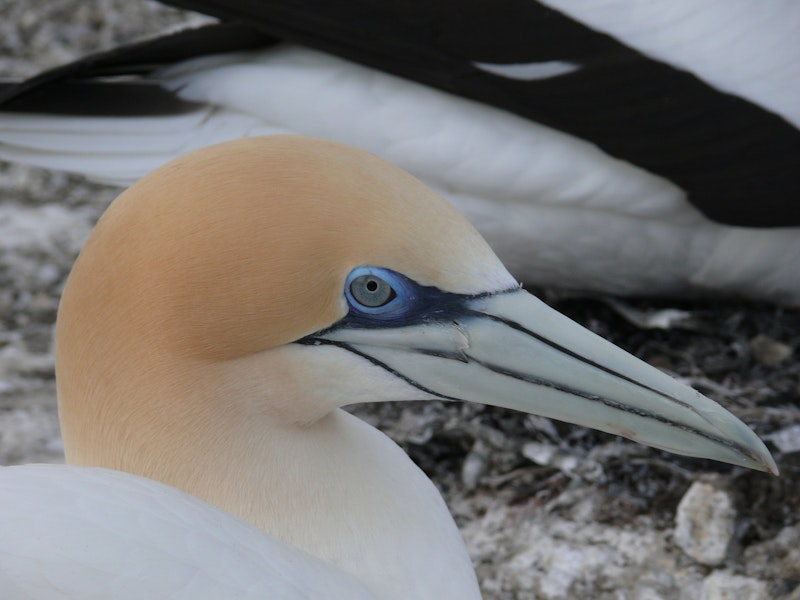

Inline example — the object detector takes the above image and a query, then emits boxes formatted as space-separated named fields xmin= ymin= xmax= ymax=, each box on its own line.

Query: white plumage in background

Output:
xmin=1 ymin=0 xmax=798 ymax=304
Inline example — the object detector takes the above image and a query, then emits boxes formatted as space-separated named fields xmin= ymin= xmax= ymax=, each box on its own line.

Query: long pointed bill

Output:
xmin=312 ymin=289 xmax=777 ymax=474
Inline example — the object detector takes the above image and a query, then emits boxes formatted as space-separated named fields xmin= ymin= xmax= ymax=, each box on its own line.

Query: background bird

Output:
xmin=1 ymin=2 xmax=798 ymax=598
xmin=1 ymin=0 xmax=799 ymax=304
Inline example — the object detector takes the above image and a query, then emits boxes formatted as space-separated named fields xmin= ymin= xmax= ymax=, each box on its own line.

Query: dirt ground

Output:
xmin=1 ymin=1 xmax=798 ymax=598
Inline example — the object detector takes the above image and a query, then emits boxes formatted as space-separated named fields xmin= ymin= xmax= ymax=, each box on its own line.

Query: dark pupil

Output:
xmin=351 ymin=274 xmax=395 ymax=308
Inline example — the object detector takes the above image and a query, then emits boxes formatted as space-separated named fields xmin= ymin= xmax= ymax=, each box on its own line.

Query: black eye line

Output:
xmin=345 ymin=286 xmax=519 ymax=332
xmin=296 ymin=284 xmax=519 ymax=346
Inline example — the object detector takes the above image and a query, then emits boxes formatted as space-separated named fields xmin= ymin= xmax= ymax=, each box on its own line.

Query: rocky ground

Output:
xmin=1 ymin=1 xmax=799 ymax=598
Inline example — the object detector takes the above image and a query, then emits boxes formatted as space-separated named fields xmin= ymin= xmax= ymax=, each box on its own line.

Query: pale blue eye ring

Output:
xmin=339 ymin=266 xmax=478 ymax=327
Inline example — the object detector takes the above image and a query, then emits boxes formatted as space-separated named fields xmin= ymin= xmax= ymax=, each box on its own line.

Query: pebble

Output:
xmin=674 ymin=481 xmax=735 ymax=566
xmin=522 ymin=442 xmax=579 ymax=475
xmin=700 ymin=571 xmax=768 ymax=600
xmin=742 ymin=525 xmax=800 ymax=583
xmin=750 ymin=334 xmax=793 ymax=367
xmin=461 ymin=439 xmax=490 ymax=489
xmin=765 ymin=425 xmax=800 ymax=454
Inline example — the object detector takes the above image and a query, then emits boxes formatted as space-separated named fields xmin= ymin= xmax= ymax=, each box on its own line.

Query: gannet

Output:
xmin=1 ymin=0 xmax=799 ymax=304
xmin=0 ymin=136 xmax=777 ymax=599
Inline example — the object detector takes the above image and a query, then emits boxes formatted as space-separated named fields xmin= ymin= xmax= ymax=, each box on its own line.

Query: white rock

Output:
xmin=505 ymin=532 xmax=618 ymax=599
xmin=522 ymin=442 xmax=579 ymax=475
xmin=472 ymin=514 xmax=668 ymax=599
xmin=750 ymin=334 xmax=793 ymax=367
xmin=522 ymin=441 xmax=558 ymax=466
xmin=766 ymin=424 xmax=800 ymax=454
xmin=700 ymin=571 xmax=768 ymax=600
xmin=0 ymin=404 xmax=61 ymax=465
xmin=674 ymin=482 xmax=735 ymax=566
xmin=461 ymin=439 xmax=489 ymax=489
xmin=742 ymin=524 xmax=800 ymax=583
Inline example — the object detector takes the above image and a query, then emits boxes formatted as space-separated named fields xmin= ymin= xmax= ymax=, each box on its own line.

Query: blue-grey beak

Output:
xmin=314 ymin=289 xmax=777 ymax=474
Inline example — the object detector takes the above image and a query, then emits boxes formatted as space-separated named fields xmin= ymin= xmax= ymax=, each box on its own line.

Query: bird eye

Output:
xmin=340 ymin=266 xmax=461 ymax=326
xmin=349 ymin=274 xmax=396 ymax=308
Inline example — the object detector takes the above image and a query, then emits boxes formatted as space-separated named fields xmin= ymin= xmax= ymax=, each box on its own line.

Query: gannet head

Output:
xmin=56 ymin=135 xmax=776 ymax=489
